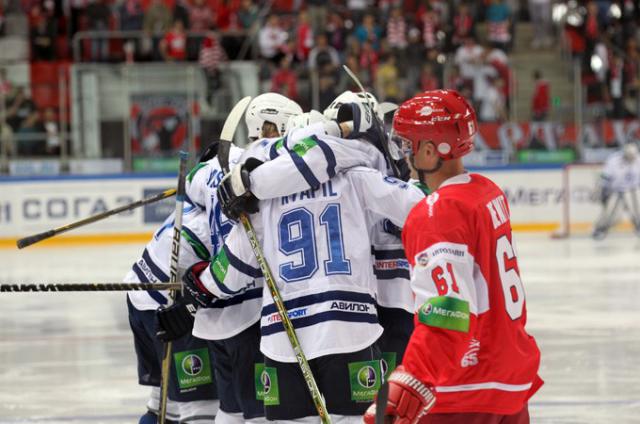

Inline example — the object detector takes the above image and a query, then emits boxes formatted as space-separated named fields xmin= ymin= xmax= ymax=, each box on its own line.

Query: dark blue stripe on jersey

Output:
xmin=372 ymin=248 xmax=407 ymax=260
xmin=131 ymin=263 xmax=168 ymax=305
xmin=142 ymin=249 xmax=170 ymax=282
xmin=289 ymin=151 xmax=322 ymax=190
xmin=269 ymin=140 xmax=280 ymax=160
xmin=312 ymin=135 xmax=337 ymax=178
xmin=261 ymin=310 xmax=378 ymax=336
xmin=182 ymin=226 xmax=210 ymax=261
xmin=374 ymin=268 xmax=411 ymax=280
xmin=207 ymin=287 xmax=263 ymax=309
xmin=224 ymin=244 xmax=262 ymax=278
xmin=261 ymin=290 xmax=375 ymax=316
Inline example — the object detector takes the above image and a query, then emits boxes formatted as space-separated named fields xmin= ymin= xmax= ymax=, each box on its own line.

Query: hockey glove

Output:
xmin=216 ymin=158 xmax=263 ymax=220
xmin=182 ymin=261 xmax=216 ymax=308
xmin=199 ymin=139 xmax=220 ymax=162
xmin=363 ymin=366 xmax=436 ymax=424
xmin=156 ymin=294 xmax=197 ymax=342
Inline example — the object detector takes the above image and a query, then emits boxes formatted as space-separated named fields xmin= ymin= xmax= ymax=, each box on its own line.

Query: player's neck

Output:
xmin=426 ymin=159 xmax=465 ymax=191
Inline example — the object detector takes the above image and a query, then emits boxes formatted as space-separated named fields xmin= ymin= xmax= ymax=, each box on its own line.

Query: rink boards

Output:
xmin=0 ymin=165 xmax=606 ymax=246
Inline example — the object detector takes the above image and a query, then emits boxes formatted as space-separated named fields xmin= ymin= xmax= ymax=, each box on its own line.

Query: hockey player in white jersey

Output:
xmin=180 ymin=99 xmax=425 ymax=423
xmin=592 ymin=143 xmax=640 ymax=239
xmin=125 ymin=206 xmax=218 ymax=424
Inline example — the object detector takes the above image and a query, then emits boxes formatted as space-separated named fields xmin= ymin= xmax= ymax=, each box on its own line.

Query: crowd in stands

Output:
xmin=564 ymin=0 xmax=640 ymax=119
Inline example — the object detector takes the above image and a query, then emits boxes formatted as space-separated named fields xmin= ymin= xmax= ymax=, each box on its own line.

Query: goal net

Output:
xmin=553 ymin=162 xmax=636 ymax=238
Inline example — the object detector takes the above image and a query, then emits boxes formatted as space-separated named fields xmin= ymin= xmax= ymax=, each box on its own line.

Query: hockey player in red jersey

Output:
xmin=364 ymin=90 xmax=542 ymax=424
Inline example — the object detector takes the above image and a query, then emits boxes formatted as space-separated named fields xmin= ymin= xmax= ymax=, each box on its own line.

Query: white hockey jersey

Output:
xmin=601 ymin=151 xmax=640 ymax=192
xmin=200 ymin=166 xmax=424 ymax=362
xmin=125 ymin=206 xmax=212 ymax=311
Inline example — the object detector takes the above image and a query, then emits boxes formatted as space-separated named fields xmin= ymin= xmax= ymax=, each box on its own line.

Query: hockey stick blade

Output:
xmin=218 ymin=96 xmax=252 ymax=173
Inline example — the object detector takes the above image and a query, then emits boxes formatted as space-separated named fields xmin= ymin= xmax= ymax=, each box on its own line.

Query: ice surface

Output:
xmin=1 ymin=234 xmax=639 ymax=423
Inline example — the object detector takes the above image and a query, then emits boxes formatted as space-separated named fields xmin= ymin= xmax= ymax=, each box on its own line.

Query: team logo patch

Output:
xmin=173 ymin=348 xmax=212 ymax=391
xmin=348 ymin=360 xmax=382 ymax=402
xmin=255 ymin=363 xmax=280 ymax=405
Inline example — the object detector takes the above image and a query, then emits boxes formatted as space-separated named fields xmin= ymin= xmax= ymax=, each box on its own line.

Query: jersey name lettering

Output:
xmin=486 ymin=195 xmax=509 ymax=229
xmin=281 ymin=181 xmax=338 ymax=206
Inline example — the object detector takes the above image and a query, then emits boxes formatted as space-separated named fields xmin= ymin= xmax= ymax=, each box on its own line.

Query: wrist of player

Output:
xmin=363 ymin=366 xmax=436 ymax=424
xmin=182 ymin=261 xmax=216 ymax=308
xmin=216 ymin=159 xmax=262 ymax=220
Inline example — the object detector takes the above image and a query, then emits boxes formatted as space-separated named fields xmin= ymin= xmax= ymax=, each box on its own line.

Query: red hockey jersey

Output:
xmin=401 ymin=172 xmax=542 ymax=415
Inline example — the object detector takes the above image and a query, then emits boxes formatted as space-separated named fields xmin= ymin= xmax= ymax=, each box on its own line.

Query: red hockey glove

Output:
xmin=182 ymin=261 xmax=216 ymax=308
xmin=363 ymin=366 xmax=436 ymax=424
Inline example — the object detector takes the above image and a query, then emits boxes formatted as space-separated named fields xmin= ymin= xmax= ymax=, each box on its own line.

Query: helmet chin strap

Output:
xmin=410 ymin=155 xmax=443 ymax=185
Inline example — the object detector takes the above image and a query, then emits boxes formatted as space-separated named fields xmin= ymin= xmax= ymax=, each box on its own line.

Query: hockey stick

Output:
xmin=16 ymin=188 xmax=177 ymax=249
xmin=0 ymin=283 xmax=182 ymax=292
xmin=217 ymin=102 xmax=331 ymax=423
xmin=375 ymin=382 xmax=389 ymax=424
xmin=158 ymin=151 xmax=189 ymax=424
xmin=342 ymin=65 xmax=400 ymax=178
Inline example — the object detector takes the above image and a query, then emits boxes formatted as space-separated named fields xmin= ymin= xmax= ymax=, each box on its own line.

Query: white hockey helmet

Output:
xmin=623 ymin=142 xmax=639 ymax=161
xmin=323 ymin=90 xmax=383 ymax=122
xmin=245 ymin=93 xmax=303 ymax=140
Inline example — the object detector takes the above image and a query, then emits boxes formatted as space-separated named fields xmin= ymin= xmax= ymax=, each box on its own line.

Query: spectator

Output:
xmin=420 ymin=63 xmax=440 ymax=92
xmin=160 ymin=20 xmax=187 ymax=61
xmin=259 ymin=15 xmax=288 ymax=63
xmin=119 ymin=0 xmax=144 ymax=31
xmin=173 ymin=0 xmax=191 ymax=29
xmin=199 ymin=35 xmax=228 ymax=105
xmin=6 ymin=88 xmax=36 ymax=132
xmin=119 ymin=0 xmax=144 ymax=61
xmin=189 ymin=0 xmax=214 ymax=59
xmin=454 ymin=37 xmax=484 ymax=84
xmin=308 ymin=34 xmax=340 ymax=76
xmin=479 ymin=77 xmax=506 ymax=122
xmin=237 ymin=0 xmax=259 ymax=30
xmin=451 ymin=3 xmax=474 ymax=51
xmin=446 ymin=65 xmax=467 ymax=94
xmin=338 ymin=54 xmax=366 ymax=92
xmin=405 ymin=27 xmax=425 ymax=91
xmin=531 ymin=69 xmax=550 ymax=121
xmin=486 ymin=0 xmax=511 ymax=51
xmin=529 ymin=0 xmax=552 ymax=49
xmin=421 ymin=6 xmax=439 ymax=50
xmin=347 ymin=0 xmax=370 ymax=24
xmin=318 ymin=74 xmax=337 ymax=110
xmin=584 ymin=1 xmax=600 ymax=53
xmin=295 ymin=10 xmax=313 ymax=62
xmin=86 ymin=0 xmax=112 ymax=62
xmin=358 ymin=40 xmax=379 ymax=89
xmin=326 ymin=11 xmax=347 ymax=52
xmin=307 ymin=0 xmax=327 ymax=35
xmin=0 ymin=2 xmax=5 ymax=37
xmin=16 ymin=110 xmax=45 ymax=156
xmin=30 ymin=16 xmax=55 ymax=61
xmin=609 ymin=54 xmax=626 ymax=119
xmin=42 ymin=107 xmax=60 ymax=155
xmin=271 ymin=55 xmax=298 ymax=101
xmin=376 ymin=54 xmax=401 ymax=102
xmin=387 ymin=7 xmax=408 ymax=51
xmin=354 ymin=13 xmax=382 ymax=51
xmin=143 ymin=0 xmax=172 ymax=36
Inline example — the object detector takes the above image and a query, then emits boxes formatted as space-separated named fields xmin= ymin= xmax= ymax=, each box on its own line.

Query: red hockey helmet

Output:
xmin=392 ymin=90 xmax=477 ymax=160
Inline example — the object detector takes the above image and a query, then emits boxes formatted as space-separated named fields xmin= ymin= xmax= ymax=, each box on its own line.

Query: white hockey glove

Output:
xmin=216 ymin=158 xmax=263 ymax=220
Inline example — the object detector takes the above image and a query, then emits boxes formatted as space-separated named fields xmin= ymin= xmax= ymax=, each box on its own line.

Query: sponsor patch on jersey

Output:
xmin=425 ymin=192 xmax=439 ymax=217
xmin=330 ymin=301 xmax=372 ymax=313
xmin=255 ymin=363 xmax=280 ymax=405
xmin=210 ymin=249 xmax=230 ymax=283
xmin=173 ymin=348 xmax=213 ymax=391
xmin=418 ymin=296 xmax=470 ymax=332
xmin=375 ymin=258 xmax=410 ymax=271
xmin=291 ymin=137 xmax=318 ymax=157
xmin=266 ymin=308 xmax=308 ymax=324
xmin=348 ymin=360 xmax=382 ymax=402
